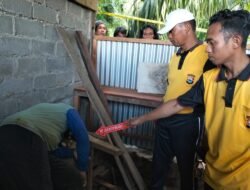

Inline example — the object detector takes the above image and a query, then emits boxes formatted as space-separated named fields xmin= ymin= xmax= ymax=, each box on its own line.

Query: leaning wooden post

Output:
xmin=57 ymin=27 xmax=145 ymax=190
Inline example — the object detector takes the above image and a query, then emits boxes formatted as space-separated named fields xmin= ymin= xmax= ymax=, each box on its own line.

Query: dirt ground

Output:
xmin=90 ymin=148 xmax=205 ymax=190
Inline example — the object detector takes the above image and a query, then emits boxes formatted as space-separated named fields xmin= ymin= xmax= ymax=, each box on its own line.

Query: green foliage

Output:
xmin=128 ymin=0 xmax=164 ymax=37
xmin=97 ymin=0 xmax=250 ymax=39
xmin=97 ymin=0 xmax=129 ymax=36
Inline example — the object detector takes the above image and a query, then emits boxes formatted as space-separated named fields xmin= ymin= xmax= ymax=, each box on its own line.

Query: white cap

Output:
xmin=158 ymin=9 xmax=195 ymax=34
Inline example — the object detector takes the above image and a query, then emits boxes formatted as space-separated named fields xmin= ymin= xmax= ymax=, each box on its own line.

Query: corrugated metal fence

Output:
xmin=95 ymin=37 xmax=176 ymax=150
xmin=91 ymin=37 xmax=250 ymax=150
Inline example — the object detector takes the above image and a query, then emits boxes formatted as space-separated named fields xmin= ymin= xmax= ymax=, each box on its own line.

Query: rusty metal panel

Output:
xmin=109 ymin=101 xmax=156 ymax=150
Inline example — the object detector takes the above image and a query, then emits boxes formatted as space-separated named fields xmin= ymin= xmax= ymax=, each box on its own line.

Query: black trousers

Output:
xmin=49 ymin=155 xmax=84 ymax=190
xmin=204 ymin=183 xmax=214 ymax=190
xmin=0 ymin=125 xmax=84 ymax=190
xmin=151 ymin=114 xmax=202 ymax=190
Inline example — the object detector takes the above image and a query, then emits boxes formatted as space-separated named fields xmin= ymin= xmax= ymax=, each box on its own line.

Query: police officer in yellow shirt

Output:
xmin=129 ymin=9 xmax=250 ymax=190
xmin=134 ymin=9 xmax=215 ymax=190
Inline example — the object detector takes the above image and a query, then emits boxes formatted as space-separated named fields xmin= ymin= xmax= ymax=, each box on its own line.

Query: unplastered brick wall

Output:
xmin=0 ymin=0 xmax=95 ymax=121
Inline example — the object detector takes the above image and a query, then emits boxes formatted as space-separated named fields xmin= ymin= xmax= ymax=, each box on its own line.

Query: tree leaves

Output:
xmin=97 ymin=0 xmax=249 ymax=39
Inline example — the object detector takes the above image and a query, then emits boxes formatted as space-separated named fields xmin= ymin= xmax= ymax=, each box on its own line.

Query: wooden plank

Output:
xmin=56 ymin=27 xmax=137 ymax=190
xmin=95 ymin=35 xmax=173 ymax=45
xmin=95 ymin=178 xmax=120 ymax=190
xmin=74 ymin=86 xmax=162 ymax=107
xmin=75 ymin=32 xmax=111 ymax=116
xmin=103 ymin=95 xmax=160 ymax=108
xmin=73 ymin=95 xmax=81 ymax=110
xmin=69 ymin=0 xmax=97 ymax=11
xmin=75 ymin=86 xmax=163 ymax=101
xmin=87 ymin=147 xmax=94 ymax=190
xmin=89 ymin=135 xmax=123 ymax=156
xmin=75 ymin=31 xmax=145 ymax=190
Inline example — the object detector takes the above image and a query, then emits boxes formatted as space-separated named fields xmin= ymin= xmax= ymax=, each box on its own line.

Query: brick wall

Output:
xmin=0 ymin=0 xmax=95 ymax=121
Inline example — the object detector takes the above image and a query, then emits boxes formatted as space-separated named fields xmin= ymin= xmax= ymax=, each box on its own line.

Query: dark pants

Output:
xmin=151 ymin=114 xmax=202 ymax=190
xmin=49 ymin=155 xmax=85 ymax=190
xmin=0 ymin=125 xmax=84 ymax=190
xmin=204 ymin=183 xmax=214 ymax=190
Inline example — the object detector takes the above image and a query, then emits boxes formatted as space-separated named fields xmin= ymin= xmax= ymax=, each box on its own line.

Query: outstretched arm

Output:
xmin=129 ymin=75 xmax=205 ymax=127
xmin=128 ymin=99 xmax=187 ymax=127
xmin=66 ymin=109 xmax=90 ymax=172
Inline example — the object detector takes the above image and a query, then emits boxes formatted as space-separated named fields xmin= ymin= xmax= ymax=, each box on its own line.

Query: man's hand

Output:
xmin=127 ymin=116 xmax=146 ymax=127
xmin=80 ymin=171 xmax=87 ymax=187
xmin=128 ymin=100 xmax=184 ymax=127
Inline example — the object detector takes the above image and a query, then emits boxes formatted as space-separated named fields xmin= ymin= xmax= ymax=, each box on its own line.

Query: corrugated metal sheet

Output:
xmin=95 ymin=39 xmax=176 ymax=150
xmin=97 ymin=40 xmax=176 ymax=89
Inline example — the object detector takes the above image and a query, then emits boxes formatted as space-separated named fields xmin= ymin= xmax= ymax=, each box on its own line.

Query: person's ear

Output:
xmin=231 ymin=34 xmax=242 ymax=49
xmin=184 ymin=22 xmax=191 ymax=33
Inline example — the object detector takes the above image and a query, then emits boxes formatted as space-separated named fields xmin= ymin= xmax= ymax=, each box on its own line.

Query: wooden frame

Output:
xmin=57 ymin=28 xmax=146 ymax=190
xmin=94 ymin=35 xmax=173 ymax=45
xmin=69 ymin=0 xmax=98 ymax=11
xmin=74 ymin=86 xmax=162 ymax=108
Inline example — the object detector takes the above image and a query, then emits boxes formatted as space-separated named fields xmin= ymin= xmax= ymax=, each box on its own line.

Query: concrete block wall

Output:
xmin=0 ymin=0 xmax=95 ymax=121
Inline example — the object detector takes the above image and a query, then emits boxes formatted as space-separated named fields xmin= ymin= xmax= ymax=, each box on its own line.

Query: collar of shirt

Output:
xmin=217 ymin=63 xmax=250 ymax=82
xmin=176 ymin=41 xmax=203 ymax=56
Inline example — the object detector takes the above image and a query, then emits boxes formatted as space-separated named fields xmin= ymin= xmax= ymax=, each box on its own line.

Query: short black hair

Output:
xmin=187 ymin=19 xmax=196 ymax=32
xmin=113 ymin=26 xmax=127 ymax=37
xmin=139 ymin=24 xmax=159 ymax=39
xmin=209 ymin=9 xmax=250 ymax=48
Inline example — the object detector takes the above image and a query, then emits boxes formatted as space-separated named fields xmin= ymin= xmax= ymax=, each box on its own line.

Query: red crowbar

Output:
xmin=96 ymin=122 xmax=130 ymax=136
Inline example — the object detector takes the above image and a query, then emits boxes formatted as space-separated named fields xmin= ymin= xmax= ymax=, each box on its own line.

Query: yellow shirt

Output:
xmin=163 ymin=43 xmax=209 ymax=114
xmin=203 ymin=68 xmax=250 ymax=189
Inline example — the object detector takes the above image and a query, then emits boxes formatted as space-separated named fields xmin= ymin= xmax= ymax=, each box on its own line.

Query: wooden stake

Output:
xmin=75 ymin=31 xmax=145 ymax=190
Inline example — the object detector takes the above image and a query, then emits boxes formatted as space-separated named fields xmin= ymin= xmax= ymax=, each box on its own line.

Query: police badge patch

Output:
xmin=186 ymin=74 xmax=195 ymax=84
xmin=246 ymin=116 xmax=250 ymax=128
